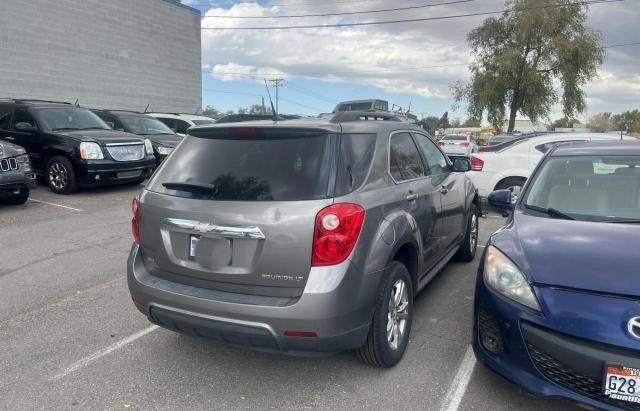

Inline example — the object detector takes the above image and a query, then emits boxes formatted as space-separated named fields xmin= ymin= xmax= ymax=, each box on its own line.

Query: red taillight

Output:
xmin=437 ymin=141 xmax=445 ymax=146
xmin=470 ymin=156 xmax=484 ymax=171
xmin=459 ymin=141 xmax=470 ymax=147
xmin=312 ymin=203 xmax=365 ymax=267
xmin=284 ymin=330 xmax=318 ymax=338
xmin=132 ymin=196 xmax=141 ymax=245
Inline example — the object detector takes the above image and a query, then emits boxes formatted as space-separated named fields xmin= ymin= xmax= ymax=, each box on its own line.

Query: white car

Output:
xmin=437 ymin=134 xmax=479 ymax=156
xmin=146 ymin=113 xmax=216 ymax=137
xmin=469 ymin=132 xmax=634 ymax=197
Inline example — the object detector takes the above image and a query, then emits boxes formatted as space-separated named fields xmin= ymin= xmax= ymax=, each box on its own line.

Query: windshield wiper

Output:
xmin=52 ymin=127 xmax=81 ymax=131
xmin=162 ymin=182 xmax=218 ymax=194
xmin=525 ymin=204 xmax=576 ymax=220
xmin=79 ymin=127 xmax=108 ymax=130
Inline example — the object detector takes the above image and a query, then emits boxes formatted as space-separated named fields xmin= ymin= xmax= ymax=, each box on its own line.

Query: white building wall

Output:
xmin=0 ymin=0 xmax=201 ymax=113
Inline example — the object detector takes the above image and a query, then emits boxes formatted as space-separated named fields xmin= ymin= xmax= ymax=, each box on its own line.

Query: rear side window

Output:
xmin=149 ymin=129 xmax=338 ymax=201
xmin=334 ymin=133 xmax=376 ymax=196
xmin=12 ymin=107 xmax=36 ymax=129
xmin=389 ymin=132 xmax=425 ymax=182
xmin=175 ymin=120 xmax=191 ymax=134
xmin=0 ymin=105 xmax=11 ymax=130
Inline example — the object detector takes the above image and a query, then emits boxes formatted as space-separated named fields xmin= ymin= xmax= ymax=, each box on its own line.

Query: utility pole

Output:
xmin=268 ymin=78 xmax=284 ymax=114
xmin=261 ymin=97 xmax=265 ymax=115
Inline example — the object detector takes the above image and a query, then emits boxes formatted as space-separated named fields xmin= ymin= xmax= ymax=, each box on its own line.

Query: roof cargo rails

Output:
xmin=0 ymin=98 xmax=73 ymax=105
xmin=330 ymin=111 xmax=401 ymax=123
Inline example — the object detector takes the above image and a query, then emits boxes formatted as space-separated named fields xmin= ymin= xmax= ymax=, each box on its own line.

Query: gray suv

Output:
xmin=127 ymin=112 xmax=480 ymax=367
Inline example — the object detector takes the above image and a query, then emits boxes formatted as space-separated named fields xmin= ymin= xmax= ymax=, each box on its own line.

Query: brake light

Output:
xmin=132 ymin=196 xmax=141 ymax=244
xmin=437 ymin=141 xmax=445 ymax=146
xmin=459 ymin=142 xmax=470 ymax=147
xmin=470 ymin=156 xmax=484 ymax=171
xmin=312 ymin=203 xmax=365 ymax=266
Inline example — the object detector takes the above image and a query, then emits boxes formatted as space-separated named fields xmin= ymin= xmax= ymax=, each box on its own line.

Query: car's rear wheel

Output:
xmin=356 ymin=262 xmax=413 ymax=368
xmin=2 ymin=186 xmax=29 ymax=205
xmin=47 ymin=156 xmax=78 ymax=194
xmin=454 ymin=203 xmax=479 ymax=262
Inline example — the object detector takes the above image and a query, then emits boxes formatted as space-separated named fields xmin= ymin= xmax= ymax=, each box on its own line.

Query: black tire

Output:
xmin=454 ymin=203 xmax=479 ymax=262
xmin=495 ymin=177 xmax=526 ymax=192
xmin=356 ymin=262 xmax=414 ymax=368
xmin=2 ymin=187 xmax=29 ymax=205
xmin=47 ymin=156 xmax=78 ymax=194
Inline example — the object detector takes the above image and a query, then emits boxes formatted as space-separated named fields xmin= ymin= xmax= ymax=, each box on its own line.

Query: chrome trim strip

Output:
xmin=106 ymin=142 xmax=144 ymax=146
xmin=163 ymin=218 xmax=266 ymax=240
xmin=149 ymin=303 xmax=277 ymax=336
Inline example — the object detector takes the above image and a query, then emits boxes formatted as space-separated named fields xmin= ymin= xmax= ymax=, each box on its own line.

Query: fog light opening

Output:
xmin=480 ymin=331 xmax=503 ymax=355
xmin=94 ymin=174 xmax=101 ymax=181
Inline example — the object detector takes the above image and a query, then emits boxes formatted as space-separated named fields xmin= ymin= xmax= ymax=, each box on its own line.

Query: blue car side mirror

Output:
xmin=488 ymin=189 xmax=514 ymax=210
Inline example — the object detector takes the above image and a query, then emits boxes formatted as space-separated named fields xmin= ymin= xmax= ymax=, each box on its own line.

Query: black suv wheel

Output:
xmin=47 ymin=156 xmax=78 ymax=194
xmin=357 ymin=262 xmax=414 ymax=368
xmin=454 ymin=203 xmax=479 ymax=262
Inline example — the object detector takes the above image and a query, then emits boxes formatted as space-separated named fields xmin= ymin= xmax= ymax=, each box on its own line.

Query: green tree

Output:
xmin=202 ymin=105 xmax=221 ymax=117
xmin=547 ymin=117 xmax=580 ymax=131
xmin=439 ymin=112 xmax=451 ymax=129
xmin=612 ymin=109 xmax=640 ymax=134
xmin=462 ymin=118 xmax=481 ymax=127
xmin=417 ymin=116 xmax=440 ymax=132
xmin=587 ymin=112 xmax=614 ymax=133
xmin=453 ymin=0 xmax=604 ymax=132
xmin=450 ymin=118 xmax=462 ymax=128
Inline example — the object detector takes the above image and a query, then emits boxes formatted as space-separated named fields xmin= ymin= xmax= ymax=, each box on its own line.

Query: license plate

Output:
xmin=189 ymin=235 xmax=200 ymax=258
xmin=604 ymin=364 xmax=640 ymax=404
xmin=117 ymin=170 xmax=142 ymax=179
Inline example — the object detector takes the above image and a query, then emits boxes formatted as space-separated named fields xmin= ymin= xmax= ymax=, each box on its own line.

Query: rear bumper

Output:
xmin=127 ymin=244 xmax=381 ymax=355
xmin=467 ymin=170 xmax=499 ymax=197
xmin=73 ymin=157 xmax=155 ymax=187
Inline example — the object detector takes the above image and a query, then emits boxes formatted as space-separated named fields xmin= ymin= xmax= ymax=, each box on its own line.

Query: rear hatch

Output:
xmin=140 ymin=125 xmax=342 ymax=298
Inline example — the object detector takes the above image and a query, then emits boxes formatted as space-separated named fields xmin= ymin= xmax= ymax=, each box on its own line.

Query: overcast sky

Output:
xmin=183 ymin=0 xmax=640 ymax=123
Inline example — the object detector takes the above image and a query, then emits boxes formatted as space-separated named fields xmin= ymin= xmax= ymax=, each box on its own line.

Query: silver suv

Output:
xmin=127 ymin=112 xmax=480 ymax=367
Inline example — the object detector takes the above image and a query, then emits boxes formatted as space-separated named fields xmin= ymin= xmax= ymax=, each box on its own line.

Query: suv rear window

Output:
xmin=149 ymin=128 xmax=340 ymax=201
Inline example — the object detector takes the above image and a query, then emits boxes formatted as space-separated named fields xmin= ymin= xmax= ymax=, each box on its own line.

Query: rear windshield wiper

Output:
xmin=162 ymin=181 xmax=218 ymax=194
xmin=525 ymin=204 xmax=576 ymax=220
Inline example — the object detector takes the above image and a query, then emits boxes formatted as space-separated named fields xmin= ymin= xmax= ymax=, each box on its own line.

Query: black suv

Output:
xmin=0 ymin=100 xmax=156 ymax=194
xmin=92 ymin=110 xmax=182 ymax=166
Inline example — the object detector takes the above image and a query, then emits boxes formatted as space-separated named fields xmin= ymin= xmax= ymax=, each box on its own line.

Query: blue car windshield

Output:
xmin=524 ymin=156 xmax=640 ymax=222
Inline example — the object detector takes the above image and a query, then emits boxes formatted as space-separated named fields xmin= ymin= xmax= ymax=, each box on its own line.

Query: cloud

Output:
xmin=198 ymin=0 xmax=640 ymax=115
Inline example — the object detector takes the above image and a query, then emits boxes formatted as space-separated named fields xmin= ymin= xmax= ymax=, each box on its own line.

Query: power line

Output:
xmin=200 ymin=0 xmax=622 ymax=30
xmin=277 ymin=96 xmax=325 ymax=112
xmin=285 ymin=81 xmax=336 ymax=104
xmin=190 ymin=0 xmax=388 ymax=9
xmin=201 ymin=0 xmax=474 ymax=19
xmin=601 ymin=41 xmax=640 ymax=49
xmin=203 ymin=62 xmax=469 ymax=78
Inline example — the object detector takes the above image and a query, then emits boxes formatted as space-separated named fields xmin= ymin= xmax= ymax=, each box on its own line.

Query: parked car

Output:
xmin=0 ymin=99 xmax=156 ymax=194
xmin=469 ymin=132 xmax=634 ymax=197
xmin=146 ymin=113 xmax=216 ymax=137
xmin=437 ymin=134 xmax=479 ymax=156
xmin=92 ymin=110 xmax=182 ymax=166
xmin=0 ymin=140 xmax=36 ymax=205
xmin=215 ymin=114 xmax=301 ymax=124
xmin=484 ymin=134 xmax=518 ymax=147
xmin=127 ymin=111 xmax=481 ymax=367
xmin=475 ymin=140 xmax=640 ymax=410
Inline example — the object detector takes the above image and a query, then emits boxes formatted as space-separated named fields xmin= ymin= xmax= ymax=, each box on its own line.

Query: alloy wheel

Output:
xmin=49 ymin=162 xmax=68 ymax=190
xmin=470 ymin=213 xmax=478 ymax=252
xmin=387 ymin=279 xmax=410 ymax=350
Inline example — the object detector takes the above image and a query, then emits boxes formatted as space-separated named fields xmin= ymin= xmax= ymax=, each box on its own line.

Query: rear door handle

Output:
xmin=405 ymin=193 xmax=418 ymax=202
xmin=5 ymin=136 xmax=14 ymax=141
xmin=439 ymin=186 xmax=449 ymax=194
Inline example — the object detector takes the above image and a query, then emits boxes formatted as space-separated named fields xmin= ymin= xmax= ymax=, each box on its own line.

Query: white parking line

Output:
xmin=29 ymin=198 xmax=84 ymax=212
xmin=51 ymin=325 xmax=159 ymax=381
xmin=440 ymin=346 xmax=477 ymax=411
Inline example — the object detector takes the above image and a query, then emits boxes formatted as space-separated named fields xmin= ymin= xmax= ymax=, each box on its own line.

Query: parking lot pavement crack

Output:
xmin=0 ymin=234 xmax=128 ymax=279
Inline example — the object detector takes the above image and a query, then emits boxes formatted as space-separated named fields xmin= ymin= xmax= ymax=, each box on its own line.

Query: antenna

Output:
xmin=263 ymin=79 xmax=278 ymax=119
xmin=143 ymin=104 xmax=150 ymax=114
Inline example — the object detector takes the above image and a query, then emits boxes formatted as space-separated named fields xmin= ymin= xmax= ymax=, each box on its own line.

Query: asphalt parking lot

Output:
xmin=0 ymin=184 xmax=579 ymax=410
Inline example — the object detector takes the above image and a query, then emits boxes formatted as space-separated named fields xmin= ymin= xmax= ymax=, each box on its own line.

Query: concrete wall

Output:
xmin=0 ymin=0 xmax=201 ymax=113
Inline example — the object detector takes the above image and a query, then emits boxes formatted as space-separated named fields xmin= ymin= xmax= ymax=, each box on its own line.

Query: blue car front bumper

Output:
xmin=473 ymin=269 xmax=640 ymax=411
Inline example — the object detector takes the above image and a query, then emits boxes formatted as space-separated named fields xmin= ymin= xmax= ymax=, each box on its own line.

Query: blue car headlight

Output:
xmin=156 ymin=145 xmax=173 ymax=156
xmin=484 ymin=246 xmax=541 ymax=311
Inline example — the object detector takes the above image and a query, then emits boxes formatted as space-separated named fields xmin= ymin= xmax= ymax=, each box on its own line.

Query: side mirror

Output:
xmin=488 ymin=189 xmax=516 ymax=212
xmin=451 ymin=157 xmax=471 ymax=172
xmin=15 ymin=122 xmax=36 ymax=133
xmin=106 ymin=121 xmax=115 ymax=128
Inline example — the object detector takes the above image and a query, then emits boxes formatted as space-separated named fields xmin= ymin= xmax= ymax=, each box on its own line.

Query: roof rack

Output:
xmin=0 ymin=98 xmax=73 ymax=105
xmin=91 ymin=108 xmax=144 ymax=114
xmin=330 ymin=111 xmax=401 ymax=124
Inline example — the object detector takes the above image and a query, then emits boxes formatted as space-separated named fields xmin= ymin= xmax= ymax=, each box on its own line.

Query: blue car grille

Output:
xmin=528 ymin=343 xmax=640 ymax=410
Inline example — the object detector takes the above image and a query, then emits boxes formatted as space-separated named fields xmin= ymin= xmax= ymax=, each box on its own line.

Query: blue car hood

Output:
xmin=492 ymin=212 xmax=640 ymax=297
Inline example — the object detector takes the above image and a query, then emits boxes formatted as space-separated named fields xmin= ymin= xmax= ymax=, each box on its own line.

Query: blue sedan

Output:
xmin=474 ymin=141 xmax=640 ymax=410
